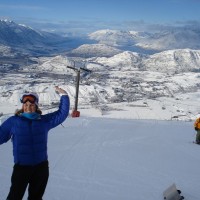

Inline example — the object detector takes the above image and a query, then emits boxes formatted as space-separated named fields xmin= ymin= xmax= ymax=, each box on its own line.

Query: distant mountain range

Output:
xmin=1 ymin=19 xmax=200 ymax=58
xmin=1 ymin=19 xmax=200 ymax=77
xmin=0 ymin=19 xmax=88 ymax=56
xmin=86 ymin=28 xmax=200 ymax=54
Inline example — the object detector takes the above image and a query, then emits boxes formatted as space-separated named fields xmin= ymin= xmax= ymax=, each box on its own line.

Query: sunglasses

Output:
xmin=20 ymin=95 xmax=37 ymax=104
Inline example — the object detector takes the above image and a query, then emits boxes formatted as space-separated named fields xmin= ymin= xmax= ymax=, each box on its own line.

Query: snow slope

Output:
xmin=0 ymin=113 xmax=198 ymax=200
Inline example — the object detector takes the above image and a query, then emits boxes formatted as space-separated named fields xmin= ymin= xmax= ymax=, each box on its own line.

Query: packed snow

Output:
xmin=0 ymin=93 xmax=199 ymax=200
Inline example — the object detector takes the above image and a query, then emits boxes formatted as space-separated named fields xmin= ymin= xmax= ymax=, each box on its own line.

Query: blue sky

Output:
xmin=0 ymin=0 xmax=200 ymax=33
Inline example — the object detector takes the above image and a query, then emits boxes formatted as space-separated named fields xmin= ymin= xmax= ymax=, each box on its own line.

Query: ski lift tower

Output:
xmin=67 ymin=64 xmax=91 ymax=117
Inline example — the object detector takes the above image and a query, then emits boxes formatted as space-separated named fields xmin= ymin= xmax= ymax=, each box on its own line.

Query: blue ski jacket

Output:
xmin=0 ymin=95 xmax=70 ymax=165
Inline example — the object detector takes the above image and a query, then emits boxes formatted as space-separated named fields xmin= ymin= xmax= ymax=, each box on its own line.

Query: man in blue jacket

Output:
xmin=0 ymin=86 xmax=70 ymax=200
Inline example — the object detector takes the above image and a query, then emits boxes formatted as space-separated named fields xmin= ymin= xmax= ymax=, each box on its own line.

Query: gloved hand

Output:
xmin=55 ymin=86 xmax=68 ymax=95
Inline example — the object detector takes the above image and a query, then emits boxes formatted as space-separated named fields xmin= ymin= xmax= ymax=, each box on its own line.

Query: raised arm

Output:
xmin=44 ymin=86 xmax=70 ymax=129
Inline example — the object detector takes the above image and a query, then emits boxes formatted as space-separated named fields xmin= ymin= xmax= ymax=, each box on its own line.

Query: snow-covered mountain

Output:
xmin=89 ymin=49 xmax=200 ymax=74
xmin=0 ymin=19 xmax=79 ymax=56
xmin=89 ymin=29 xmax=138 ymax=46
xmin=0 ymin=19 xmax=46 ymax=46
xmin=92 ymin=51 xmax=145 ymax=70
xmin=88 ymin=28 xmax=200 ymax=52
xmin=143 ymin=49 xmax=200 ymax=74
xmin=88 ymin=29 xmax=154 ymax=53
xmin=140 ymin=28 xmax=200 ymax=51
xmin=68 ymin=44 xmax=122 ymax=58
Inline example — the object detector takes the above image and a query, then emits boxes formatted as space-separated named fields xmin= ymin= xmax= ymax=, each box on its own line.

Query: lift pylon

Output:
xmin=67 ymin=65 xmax=91 ymax=117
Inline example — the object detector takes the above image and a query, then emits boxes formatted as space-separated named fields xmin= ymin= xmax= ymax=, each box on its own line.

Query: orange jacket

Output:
xmin=194 ymin=117 xmax=200 ymax=130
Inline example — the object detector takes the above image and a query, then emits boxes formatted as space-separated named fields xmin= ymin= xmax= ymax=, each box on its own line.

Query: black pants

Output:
xmin=7 ymin=161 xmax=49 ymax=200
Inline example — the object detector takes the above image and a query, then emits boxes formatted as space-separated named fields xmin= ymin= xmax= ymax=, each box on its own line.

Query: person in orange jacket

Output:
xmin=194 ymin=117 xmax=200 ymax=144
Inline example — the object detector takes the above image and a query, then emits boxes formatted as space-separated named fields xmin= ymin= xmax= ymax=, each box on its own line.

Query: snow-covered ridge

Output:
xmin=69 ymin=44 xmax=122 ymax=58
xmin=90 ymin=49 xmax=200 ymax=74
xmin=143 ymin=49 xmax=200 ymax=73
xmin=88 ymin=28 xmax=200 ymax=52
xmin=0 ymin=19 xmax=70 ymax=56
xmin=93 ymin=51 xmax=145 ymax=70
xmin=27 ymin=49 xmax=200 ymax=74
xmin=38 ymin=55 xmax=74 ymax=73
xmin=89 ymin=29 xmax=138 ymax=46
xmin=0 ymin=19 xmax=13 ymax=23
